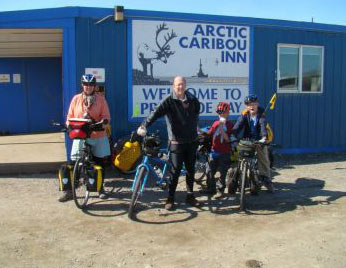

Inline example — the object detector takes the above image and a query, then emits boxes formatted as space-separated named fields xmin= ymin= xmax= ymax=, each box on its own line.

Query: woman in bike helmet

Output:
xmin=200 ymin=102 xmax=233 ymax=199
xmin=58 ymin=74 xmax=111 ymax=202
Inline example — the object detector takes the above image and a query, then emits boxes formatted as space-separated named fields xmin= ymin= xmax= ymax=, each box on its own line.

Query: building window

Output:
xmin=277 ymin=44 xmax=324 ymax=93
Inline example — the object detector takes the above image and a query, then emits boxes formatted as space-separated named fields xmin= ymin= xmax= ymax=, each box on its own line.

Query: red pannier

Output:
xmin=68 ymin=118 xmax=91 ymax=139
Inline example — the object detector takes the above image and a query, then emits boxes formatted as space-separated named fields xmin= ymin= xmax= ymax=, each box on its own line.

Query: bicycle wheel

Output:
xmin=239 ymin=163 xmax=247 ymax=211
xmin=128 ymin=167 xmax=146 ymax=219
xmin=72 ymin=158 xmax=89 ymax=209
xmin=194 ymin=151 xmax=208 ymax=185
xmin=226 ymin=167 xmax=239 ymax=194
xmin=250 ymin=171 xmax=260 ymax=195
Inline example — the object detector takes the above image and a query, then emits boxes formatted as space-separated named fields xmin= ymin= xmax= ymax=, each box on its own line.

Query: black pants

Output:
xmin=168 ymin=142 xmax=197 ymax=198
xmin=207 ymin=152 xmax=231 ymax=192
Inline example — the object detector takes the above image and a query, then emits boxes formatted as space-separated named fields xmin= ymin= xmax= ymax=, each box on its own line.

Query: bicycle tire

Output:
xmin=72 ymin=158 xmax=89 ymax=209
xmin=128 ymin=166 xmax=146 ymax=219
xmin=239 ymin=163 xmax=247 ymax=211
xmin=194 ymin=151 xmax=208 ymax=185
xmin=226 ymin=167 xmax=239 ymax=194
xmin=250 ymin=171 xmax=260 ymax=195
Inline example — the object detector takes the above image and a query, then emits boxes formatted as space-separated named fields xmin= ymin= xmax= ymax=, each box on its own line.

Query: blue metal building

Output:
xmin=1 ymin=7 xmax=346 ymax=155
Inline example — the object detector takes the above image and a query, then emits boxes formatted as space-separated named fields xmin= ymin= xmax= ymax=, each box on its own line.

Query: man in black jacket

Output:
xmin=137 ymin=76 xmax=201 ymax=210
xmin=232 ymin=94 xmax=274 ymax=192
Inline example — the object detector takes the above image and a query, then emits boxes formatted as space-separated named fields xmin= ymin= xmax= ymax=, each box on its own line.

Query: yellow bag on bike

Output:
xmin=266 ymin=123 xmax=274 ymax=143
xmin=58 ymin=163 xmax=73 ymax=191
xmin=113 ymin=141 xmax=141 ymax=172
xmin=85 ymin=165 xmax=103 ymax=192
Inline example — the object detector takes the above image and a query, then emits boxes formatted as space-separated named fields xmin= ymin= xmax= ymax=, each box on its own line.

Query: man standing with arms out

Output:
xmin=231 ymin=94 xmax=274 ymax=192
xmin=137 ymin=76 xmax=201 ymax=210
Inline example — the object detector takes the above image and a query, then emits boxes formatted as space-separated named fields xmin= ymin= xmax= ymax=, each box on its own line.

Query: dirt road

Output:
xmin=1 ymin=153 xmax=346 ymax=268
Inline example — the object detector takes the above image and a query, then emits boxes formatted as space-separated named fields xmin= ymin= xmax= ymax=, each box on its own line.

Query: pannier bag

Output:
xmin=58 ymin=163 xmax=73 ymax=191
xmin=85 ymin=165 xmax=103 ymax=192
xmin=69 ymin=121 xmax=88 ymax=139
xmin=68 ymin=118 xmax=92 ymax=140
xmin=113 ymin=141 xmax=141 ymax=172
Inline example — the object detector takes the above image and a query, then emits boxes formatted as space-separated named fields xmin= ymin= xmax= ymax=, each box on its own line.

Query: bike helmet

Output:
xmin=244 ymin=94 xmax=258 ymax=105
xmin=143 ymin=135 xmax=161 ymax=157
xmin=81 ymin=74 xmax=96 ymax=86
xmin=216 ymin=102 xmax=230 ymax=115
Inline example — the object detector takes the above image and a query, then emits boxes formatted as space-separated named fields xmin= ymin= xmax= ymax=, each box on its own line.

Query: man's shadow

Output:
xmin=201 ymin=177 xmax=346 ymax=215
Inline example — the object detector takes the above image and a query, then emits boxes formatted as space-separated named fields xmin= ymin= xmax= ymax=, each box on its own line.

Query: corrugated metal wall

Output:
xmin=253 ymin=27 xmax=346 ymax=152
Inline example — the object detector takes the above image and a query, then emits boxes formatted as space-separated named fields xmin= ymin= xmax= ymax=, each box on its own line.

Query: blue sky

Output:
xmin=1 ymin=0 xmax=346 ymax=26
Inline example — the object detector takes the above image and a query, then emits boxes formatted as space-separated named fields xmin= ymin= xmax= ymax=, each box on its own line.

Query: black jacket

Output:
xmin=232 ymin=106 xmax=268 ymax=140
xmin=142 ymin=91 xmax=200 ymax=143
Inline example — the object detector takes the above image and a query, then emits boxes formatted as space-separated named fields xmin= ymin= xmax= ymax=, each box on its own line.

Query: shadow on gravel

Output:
xmin=274 ymin=152 xmax=346 ymax=169
xmin=244 ymin=177 xmax=346 ymax=215
xmin=196 ymin=177 xmax=346 ymax=216
xmin=82 ymin=170 xmax=199 ymax=224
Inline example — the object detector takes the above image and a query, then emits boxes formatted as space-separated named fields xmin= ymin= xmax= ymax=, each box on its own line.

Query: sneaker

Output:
xmin=58 ymin=190 xmax=73 ymax=202
xmin=165 ymin=197 xmax=175 ymax=211
xmin=99 ymin=188 xmax=109 ymax=200
xmin=213 ymin=190 xmax=224 ymax=199
xmin=185 ymin=194 xmax=202 ymax=207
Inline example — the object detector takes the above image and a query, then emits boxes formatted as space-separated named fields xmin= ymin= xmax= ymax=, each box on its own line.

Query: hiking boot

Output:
xmin=213 ymin=190 xmax=224 ymax=199
xmin=165 ymin=197 xmax=175 ymax=211
xmin=185 ymin=194 xmax=202 ymax=207
xmin=99 ymin=188 xmax=109 ymax=200
xmin=58 ymin=190 xmax=73 ymax=202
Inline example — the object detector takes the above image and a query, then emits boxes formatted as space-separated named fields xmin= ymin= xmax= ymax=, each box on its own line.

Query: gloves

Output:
xmin=137 ymin=126 xmax=147 ymax=137
xmin=219 ymin=117 xmax=226 ymax=124
xmin=259 ymin=137 xmax=266 ymax=143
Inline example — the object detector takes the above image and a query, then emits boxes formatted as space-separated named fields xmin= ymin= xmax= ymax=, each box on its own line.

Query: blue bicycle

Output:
xmin=128 ymin=132 xmax=183 ymax=219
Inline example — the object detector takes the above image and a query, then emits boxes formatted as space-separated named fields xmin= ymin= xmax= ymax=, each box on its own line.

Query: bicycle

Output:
xmin=128 ymin=131 xmax=193 ymax=219
xmin=226 ymin=139 xmax=263 ymax=211
xmin=67 ymin=118 xmax=105 ymax=209
xmin=194 ymin=131 xmax=212 ymax=186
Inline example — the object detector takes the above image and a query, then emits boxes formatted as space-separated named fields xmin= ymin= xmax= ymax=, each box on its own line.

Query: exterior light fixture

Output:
xmin=114 ymin=6 xmax=124 ymax=21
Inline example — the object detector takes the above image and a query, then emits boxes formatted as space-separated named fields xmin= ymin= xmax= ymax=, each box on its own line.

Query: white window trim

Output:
xmin=277 ymin=44 xmax=324 ymax=94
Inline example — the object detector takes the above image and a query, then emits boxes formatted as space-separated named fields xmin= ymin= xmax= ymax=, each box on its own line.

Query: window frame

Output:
xmin=277 ymin=44 xmax=324 ymax=94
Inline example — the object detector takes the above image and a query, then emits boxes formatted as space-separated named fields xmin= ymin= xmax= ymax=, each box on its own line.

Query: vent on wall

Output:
xmin=0 ymin=29 xmax=63 ymax=58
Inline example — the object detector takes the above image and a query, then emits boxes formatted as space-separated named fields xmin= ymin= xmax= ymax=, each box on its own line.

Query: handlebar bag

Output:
xmin=69 ymin=121 xmax=88 ymax=139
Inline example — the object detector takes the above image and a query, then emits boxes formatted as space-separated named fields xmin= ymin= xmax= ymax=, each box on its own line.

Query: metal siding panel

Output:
xmin=0 ymin=58 xmax=28 ymax=133
xmin=26 ymin=58 xmax=62 ymax=133
xmin=254 ymin=26 xmax=346 ymax=151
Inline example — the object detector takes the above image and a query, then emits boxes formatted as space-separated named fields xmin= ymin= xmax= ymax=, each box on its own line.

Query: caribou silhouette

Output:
xmin=137 ymin=23 xmax=177 ymax=77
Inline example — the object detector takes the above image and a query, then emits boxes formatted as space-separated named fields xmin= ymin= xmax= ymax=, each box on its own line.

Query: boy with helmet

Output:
xmin=201 ymin=102 xmax=233 ymax=199
xmin=58 ymin=74 xmax=111 ymax=202
xmin=231 ymin=94 xmax=274 ymax=192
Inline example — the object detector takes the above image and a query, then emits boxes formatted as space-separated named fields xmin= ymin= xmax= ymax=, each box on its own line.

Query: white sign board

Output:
xmin=0 ymin=74 xmax=10 ymax=83
xmin=129 ymin=20 xmax=250 ymax=120
xmin=85 ymin=68 xmax=105 ymax=83
xmin=13 ymin=74 xmax=21 ymax=84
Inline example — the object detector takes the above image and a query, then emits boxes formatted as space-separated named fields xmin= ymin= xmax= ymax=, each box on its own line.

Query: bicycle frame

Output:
xmin=131 ymin=151 xmax=172 ymax=195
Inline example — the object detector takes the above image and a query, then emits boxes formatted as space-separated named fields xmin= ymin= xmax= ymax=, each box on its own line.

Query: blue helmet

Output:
xmin=244 ymin=94 xmax=258 ymax=105
xmin=81 ymin=74 xmax=96 ymax=85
